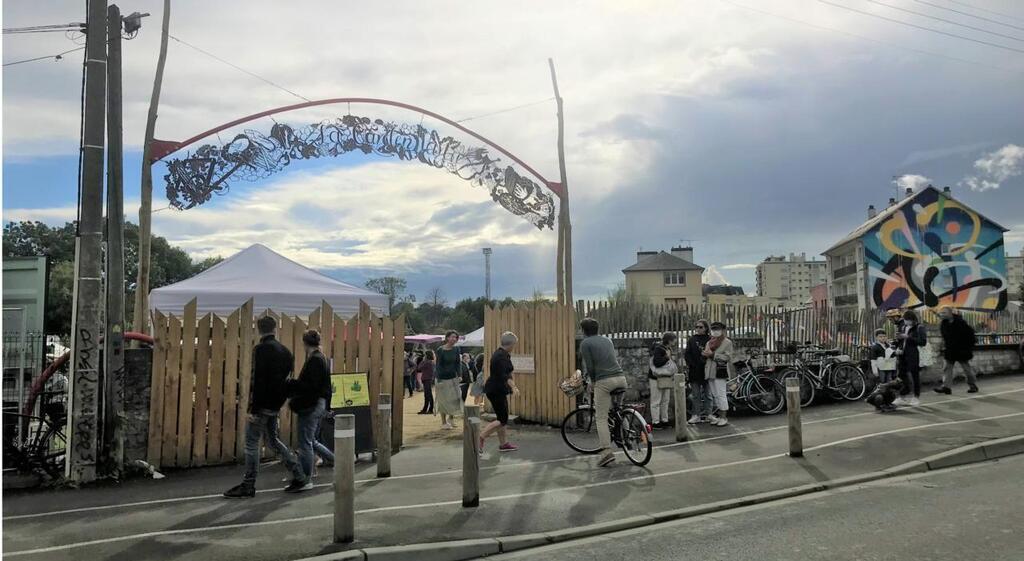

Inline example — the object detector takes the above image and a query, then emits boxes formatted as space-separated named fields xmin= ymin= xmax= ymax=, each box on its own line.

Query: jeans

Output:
xmin=404 ymin=375 xmax=416 ymax=397
xmin=689 ymin=380 xmax=711 ymax=417
xmin=296 ymin=398 xmax=329 ymax=481
xmin=878 ymin=370 xmax=897 ymax=384
xmin=649 ymin=387 xmax=671 ymax=424
xmin=900 ymin=363 xmax=921 ymax=397
xmin=421 ymin=380 xmax=434 ymax=412
xmin=594 ymin=376 xmax=628 ymax=453
xmin=243 ymin=412 xmax=304 ymax=485
xmin=942 ymin=360 xmax=978 ymax=387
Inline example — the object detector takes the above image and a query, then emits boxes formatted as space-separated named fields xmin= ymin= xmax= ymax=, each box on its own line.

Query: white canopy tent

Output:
xmin=149 ymin=244 xmax=388 ymax=318
xmin=459 ymin=326 xmax=485 ymax=347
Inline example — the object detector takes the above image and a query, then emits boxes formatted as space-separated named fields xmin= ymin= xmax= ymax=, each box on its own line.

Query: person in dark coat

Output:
xmin=224 ymin=316 xmax=305 ymax=498
xmin=683 ymin=320 xmax=712 ymax=424
xmin=286 ymin=329 xmax=333 ymax=492
xmin=894 ymin=310 xmax=927 ymax=407
xmin=934 ymin=307 xmax=979 ymax=394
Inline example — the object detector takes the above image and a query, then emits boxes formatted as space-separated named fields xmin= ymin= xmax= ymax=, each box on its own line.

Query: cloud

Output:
xmin=721 ymin=263 xmax=757 ymax=270
xmin=897 ymin=142 xmax=992 ymax=167
xmin=961 ymin=144 xmax=1024 ymax=192
xmin=892 ymin=174 xmax=932 ymax=193
xmin=3 ymin=206 xmax=78 ymax=223
xmin=702 ymin=266 xmax=732 ymax=286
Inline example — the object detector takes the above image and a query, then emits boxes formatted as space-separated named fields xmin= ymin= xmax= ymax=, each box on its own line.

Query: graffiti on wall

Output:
xmin=863 ymin=189 xmax=1008 ymax=312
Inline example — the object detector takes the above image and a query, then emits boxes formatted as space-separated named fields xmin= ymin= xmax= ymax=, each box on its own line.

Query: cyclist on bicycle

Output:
xmin=579 ymin=317 xmax=627 ymax=468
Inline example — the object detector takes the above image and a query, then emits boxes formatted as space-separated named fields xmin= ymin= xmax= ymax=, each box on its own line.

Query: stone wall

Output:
xmin=123 ymin=348 xmax=152 ymax=464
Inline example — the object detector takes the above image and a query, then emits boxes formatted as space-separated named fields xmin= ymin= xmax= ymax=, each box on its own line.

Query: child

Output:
xmin=867 ymin=377 xmax=904 ymax=412
xmin=869 ymin=329 xmax=897 ymax=384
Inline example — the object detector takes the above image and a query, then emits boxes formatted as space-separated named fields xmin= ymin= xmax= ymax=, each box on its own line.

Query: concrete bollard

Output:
xmin=377 ymin=394 xmax=392 ymax=478
xmin=462 ymin=404 xmax=481 ymax=507
xmin=333 ymin=414 xmax=355 ymax=543
xmin=673 ymin=373 xmax=688 ymax=442
xmin=786 ymin=377 xmax=803 ymax=458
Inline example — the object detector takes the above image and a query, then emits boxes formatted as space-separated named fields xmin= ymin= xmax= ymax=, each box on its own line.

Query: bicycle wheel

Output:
xmin=778 ymin=368 xmax=815 ymax=407
xmin=833 ymin=364 xmax=868 ymax=401
xmin=561 ymin=407 xmax=602 ymax=454
xmin=745 ymin=375 xmax=786 ymax=415
xmin=618 ymin=409 xmax=652 ymax=466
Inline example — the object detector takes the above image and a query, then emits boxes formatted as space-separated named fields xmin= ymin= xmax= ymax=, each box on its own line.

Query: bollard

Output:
xmin=786 ymin=377 xmax=803 ymax=457
xmin=333 ymin=414 xmax=355 ymax=543
xmin=673 ymin=373 xmax=688 ymax=442
xmin=462 ymin=404 xmax=481 ymax=507
xmin=377 ymin=394 xmax=392 ymax=478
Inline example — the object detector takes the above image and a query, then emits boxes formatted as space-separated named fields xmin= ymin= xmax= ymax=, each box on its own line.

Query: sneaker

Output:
xmin=908 ymin=397 xmax=921 ymax=407
xmin=968 ymin=385 xmax=979 ymax=393
xmin=223 ymin=483 xmax=255 ymax=498
xmin=441 ymin=422 xmax=453 ymax=430
xmin=714 ymin=416 xmax=729 ymax=427
xmin=687 ymin=415 xmax=702 ymax=425
xmin=283 ymin=479 xmax=314 ymax=493
xmin=597 ymin=451 xmax=616 ymax=467
xmin=933 ymin=386 xmax=952 ymax=395
xmin=498 ymin=442 xmax=519 ymax=452
xmin=707 ymin=414 xmax=722 ymax=425
xmin=892 ymin=397 xmax=908 ymax=406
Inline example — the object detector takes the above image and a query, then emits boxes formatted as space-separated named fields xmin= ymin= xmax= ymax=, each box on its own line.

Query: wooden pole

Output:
xmin=67 ymin=0 xmax=108 ymax=483
xmin=132 ymin=0 xmax=170 ymax=339
xmin=786 ymin=376 xmax=803 ymax=457
xmin=104 ymin=3 xmax=127 ymax=477
xmin=333 ymin=414 xmax=356 ymax=543
xmin=673 ymin=372 xmax=688 ymax=442
xmin=377 ymin=393 xmax=392 ymax=478
xmin=462 ymin=404 xmax=481 ymax=507
xmin=549 ymin=58 xmax=572 ymax=305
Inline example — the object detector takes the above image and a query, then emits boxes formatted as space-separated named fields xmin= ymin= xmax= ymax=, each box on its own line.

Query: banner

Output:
xmin=330 ymin=372 xmax=370 ymax=408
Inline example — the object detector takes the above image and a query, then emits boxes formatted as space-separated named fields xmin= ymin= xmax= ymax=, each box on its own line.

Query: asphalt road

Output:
xmin=487 ymin=454 xmax=1024 ymax=561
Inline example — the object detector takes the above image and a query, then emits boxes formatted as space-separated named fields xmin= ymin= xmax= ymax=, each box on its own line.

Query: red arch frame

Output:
xmin=150 ymin=97 xmax=566 ymax=200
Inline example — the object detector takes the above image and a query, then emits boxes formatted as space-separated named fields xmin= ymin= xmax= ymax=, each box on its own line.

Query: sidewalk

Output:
xmin=4 ymin=375 xmax=1023 ymax=561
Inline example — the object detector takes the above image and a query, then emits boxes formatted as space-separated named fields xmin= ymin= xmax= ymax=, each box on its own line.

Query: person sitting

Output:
xmin=867 ymin=377 xmax=904 ymax=412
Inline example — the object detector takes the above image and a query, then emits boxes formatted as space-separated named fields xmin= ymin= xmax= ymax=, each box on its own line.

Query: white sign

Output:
xmin=510 ymin=354 xmax=535 ymax=374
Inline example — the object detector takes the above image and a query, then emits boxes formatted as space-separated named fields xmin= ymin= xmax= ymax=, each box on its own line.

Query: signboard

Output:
xmin=330 ymin=372 xmax=370 ymax=408
xmin=510 ymin=354 xmax=535 ymax=374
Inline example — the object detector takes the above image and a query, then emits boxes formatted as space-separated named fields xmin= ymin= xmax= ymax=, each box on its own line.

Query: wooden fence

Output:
xmin=147 ymin=299 xmax=405 ymax=469
xmin=483 ymin=303 xmax=576 ymax=426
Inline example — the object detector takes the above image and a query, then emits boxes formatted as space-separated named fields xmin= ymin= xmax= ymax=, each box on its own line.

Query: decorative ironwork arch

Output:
xmin=152 ymin=98 xmax=565 ymax=230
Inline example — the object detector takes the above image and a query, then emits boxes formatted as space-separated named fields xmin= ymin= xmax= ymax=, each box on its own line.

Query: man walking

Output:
xmin=224 ymin=316 xmax=307 ymax=498
xmin=579 ymin=318 xmax=628 ymax=468
xmin=934 ymin=307 xmax=979 ymax=395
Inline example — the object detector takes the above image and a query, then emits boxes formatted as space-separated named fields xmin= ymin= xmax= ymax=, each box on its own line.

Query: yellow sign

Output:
xmin=330 ymin=372 xmax=370 ymax=408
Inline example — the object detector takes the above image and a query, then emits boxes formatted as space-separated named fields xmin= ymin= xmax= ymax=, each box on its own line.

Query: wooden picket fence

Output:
xmin=146 ymin=299 xmax=406 ymax=469
xmin=483 ymin=303 xmax=576 ymax=426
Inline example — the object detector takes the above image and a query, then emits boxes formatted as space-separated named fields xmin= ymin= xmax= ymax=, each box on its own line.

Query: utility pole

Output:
xmin=482 ymin=247 xmax=492 ymax=301
xmin=549 ymin=58 xmax=572 ymax=305
xmin=133 ymin=0 xmax=170 ymax=339
xmin=67 ymin=0 xmax=107 ymax=483
xmin=104 ymin=3 xmax=126 ymax=477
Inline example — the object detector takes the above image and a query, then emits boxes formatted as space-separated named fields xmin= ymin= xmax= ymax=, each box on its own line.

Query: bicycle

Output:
xmin=727 ymin=351 xmax=786 ymax=415
xmin=777 ymin=343 xmax=868 ymax=406
xmin=3 ymin=406 xmax=67 ymax=480
xmin=560 ymin=385 xmax=652 ymax=466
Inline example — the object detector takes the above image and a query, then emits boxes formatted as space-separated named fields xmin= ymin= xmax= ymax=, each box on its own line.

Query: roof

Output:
xmin=823 ymin=186 xmax=1010 ymax=255
xmin=622 ymin=251 xmax=704 ymax=273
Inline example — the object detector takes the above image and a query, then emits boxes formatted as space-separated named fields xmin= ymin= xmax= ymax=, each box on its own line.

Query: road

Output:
xmin=488 ymin=454 xmax=1024 ymax=561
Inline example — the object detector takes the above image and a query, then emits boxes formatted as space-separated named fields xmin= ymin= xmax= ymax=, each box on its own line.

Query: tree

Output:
xmin=192 ymin=256 xmax=224 ymax=274
xmin=364 ymin=276 xmax=407 ymax=315
xmin=46 ymin=261 xmax=75 ymax=335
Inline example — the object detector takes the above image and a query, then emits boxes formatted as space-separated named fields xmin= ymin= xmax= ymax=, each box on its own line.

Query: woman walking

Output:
xmin=402 ymin=352 xmax=417 ymax=398
xmin=434 ymin=331 xmax=465 ymax=429
xmin=286 ymin=330 xmax=334 ymax=491
xmin=648 ymin=332 xmax=679 ymax=429
xmin=684 ymin=320 xmax=712 ymax=424
xmin=416 ymin=351 xmax=436 ymax=414
xmin=702 ymin=322 xmax=736 ymax=427
xmin=479 ymin=331 xmax=520 ymax=453
xmin=894 ymin=310 xmax=928 ymax=407
xmin=459 ymin=352 xmax=474 ymax=403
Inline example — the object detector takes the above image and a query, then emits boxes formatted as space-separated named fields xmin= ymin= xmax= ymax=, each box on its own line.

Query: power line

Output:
xmin=3 ymin=22 xmax=85 ymax=34
xmin=864 ymin=0 xmax=1024 ymax=43
xmin=455 ymin=97 xmax=555 ymax=123
xmin=946 ymin=0 xmax=1024 ymax=23
xmin=717 ymin=0 xmax=1020 ymax=73
xmin=2 ymin=46 xmax=85 ymax=67
xmin=912 ymin=0 xmax=1024 ymax=32
xmin=168 ymin=34 xmax=310 ymax=102
xmin=816 ymin=0 xmax=1024 ymax=54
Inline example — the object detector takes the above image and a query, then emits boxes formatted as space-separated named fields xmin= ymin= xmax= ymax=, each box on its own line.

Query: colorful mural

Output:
xmin=863 ymin=188 xmax=1008 ymax=312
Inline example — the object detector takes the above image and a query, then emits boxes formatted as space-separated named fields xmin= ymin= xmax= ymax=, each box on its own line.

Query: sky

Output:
xmin=3 ymin=0 xmax=1024 ymax=303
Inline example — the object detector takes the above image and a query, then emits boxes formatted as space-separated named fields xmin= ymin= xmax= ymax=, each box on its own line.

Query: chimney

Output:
xmin=943 ymin=186 xmax=951 ymax=197
xmin=888 ymin=197 xmax=897 ymax=207
xmin=636 ymin=250 xmax=658 ymax=264
xmin=670 ymin=246 xmax=694 ymax=263
xmin=905 ymin=187 xmax=913 ymax=199
xmin=868 ymin=205 xmax=877 ymax=218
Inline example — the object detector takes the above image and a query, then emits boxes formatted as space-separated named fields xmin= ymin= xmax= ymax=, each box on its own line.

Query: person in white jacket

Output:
xmin=702 ymin=322 xmax=736 ymax=427
xmin=648 ymin=332 xmax=679 ymax=429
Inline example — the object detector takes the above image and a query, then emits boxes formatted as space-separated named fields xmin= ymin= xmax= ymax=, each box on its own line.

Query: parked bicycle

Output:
xmin=778 ymin=343 xmax=868 ymax=406
xmin=560 ymin=385 xmax=653 ymax=466
xmin=727 ymin=350 xmax=786 ymax=415
xmin=3 ymin=407 xmax=66 ymax=480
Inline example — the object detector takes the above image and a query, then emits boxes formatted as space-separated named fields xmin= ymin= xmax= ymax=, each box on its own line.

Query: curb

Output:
xmin=297 ymin=434 xmax=1024 ymax=561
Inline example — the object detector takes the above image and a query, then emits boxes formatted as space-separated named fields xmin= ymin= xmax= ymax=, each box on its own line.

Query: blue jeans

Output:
xmin=296 ymin=398 xmax=329 ymax=480
xmin=689 ymin=380 xmax=712 ymax=417
xmin=244 ymin=412 xmax=304 ymax=485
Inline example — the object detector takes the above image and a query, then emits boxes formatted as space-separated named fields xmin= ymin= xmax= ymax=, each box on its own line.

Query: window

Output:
xmin=666 ymin=298 xmax=687 ymax=307
xmin=664 ymin=271 xmax=686 ymax=286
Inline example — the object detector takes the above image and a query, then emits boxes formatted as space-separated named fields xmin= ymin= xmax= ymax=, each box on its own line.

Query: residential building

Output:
xmin=1008 ymin=248 xmax=1024 ymax=301
xmin=706 ymin=294 xmax=793 ymax=308
xmin=623 ymin=246 xmax=704 ymax=306
xmin=810 ymin=283 xmax=828 ymax=308
xmin=823 ymin=185 xmax=1009 ymax=313
xmin=755 ymin=253 xmax=827 ymax=303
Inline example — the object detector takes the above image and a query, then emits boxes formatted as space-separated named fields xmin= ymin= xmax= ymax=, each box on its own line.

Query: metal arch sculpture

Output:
xmin=151 ymin=98 xmax=564 ymax=230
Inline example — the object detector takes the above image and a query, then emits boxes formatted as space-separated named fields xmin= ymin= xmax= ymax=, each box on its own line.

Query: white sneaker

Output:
xmin=441 ymin=423 xmax=453 ymax=430
xmin=707 ymin=415 xmax=721 ymax=425
xmin=687 ymin=415 xmax=702 ymax=425
xmin=892 ymin=397 xmax=908 ymax=406
xmin=908 ymin=397 xmax=920 ymax=407
xmin=714 ymin=417 xmax=729 ymax=427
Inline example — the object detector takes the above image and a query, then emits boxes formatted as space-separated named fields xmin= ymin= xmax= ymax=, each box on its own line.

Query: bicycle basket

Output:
xmin=559 ymin=370 xmax=588 ymax=397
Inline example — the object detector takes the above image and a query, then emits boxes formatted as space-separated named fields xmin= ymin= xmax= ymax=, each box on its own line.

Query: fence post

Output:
xmin=333 ymin=414 xmax=355 ymax=543
xmin=785 ymin=377 xmax=803 ymax=457
xmin=377 ymin=393 xmax=392 ymax=478
xmin=463 ymin=404 xmax=481 ymax=507
xmin=673 ymin=373 xmax=688 ymax=442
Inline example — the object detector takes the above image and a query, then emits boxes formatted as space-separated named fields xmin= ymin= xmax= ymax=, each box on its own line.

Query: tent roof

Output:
xmin=149 ymin=244 xmax=388 ymax=317
xmin=459 ymin=326 xmax=485 ymax=347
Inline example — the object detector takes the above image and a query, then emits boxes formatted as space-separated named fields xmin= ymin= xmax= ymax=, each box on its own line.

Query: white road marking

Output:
xmin=5 ymin=387 xmax=1022 ymax=522
xmin=6 ymin=410 xmax=1023 ymax=557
